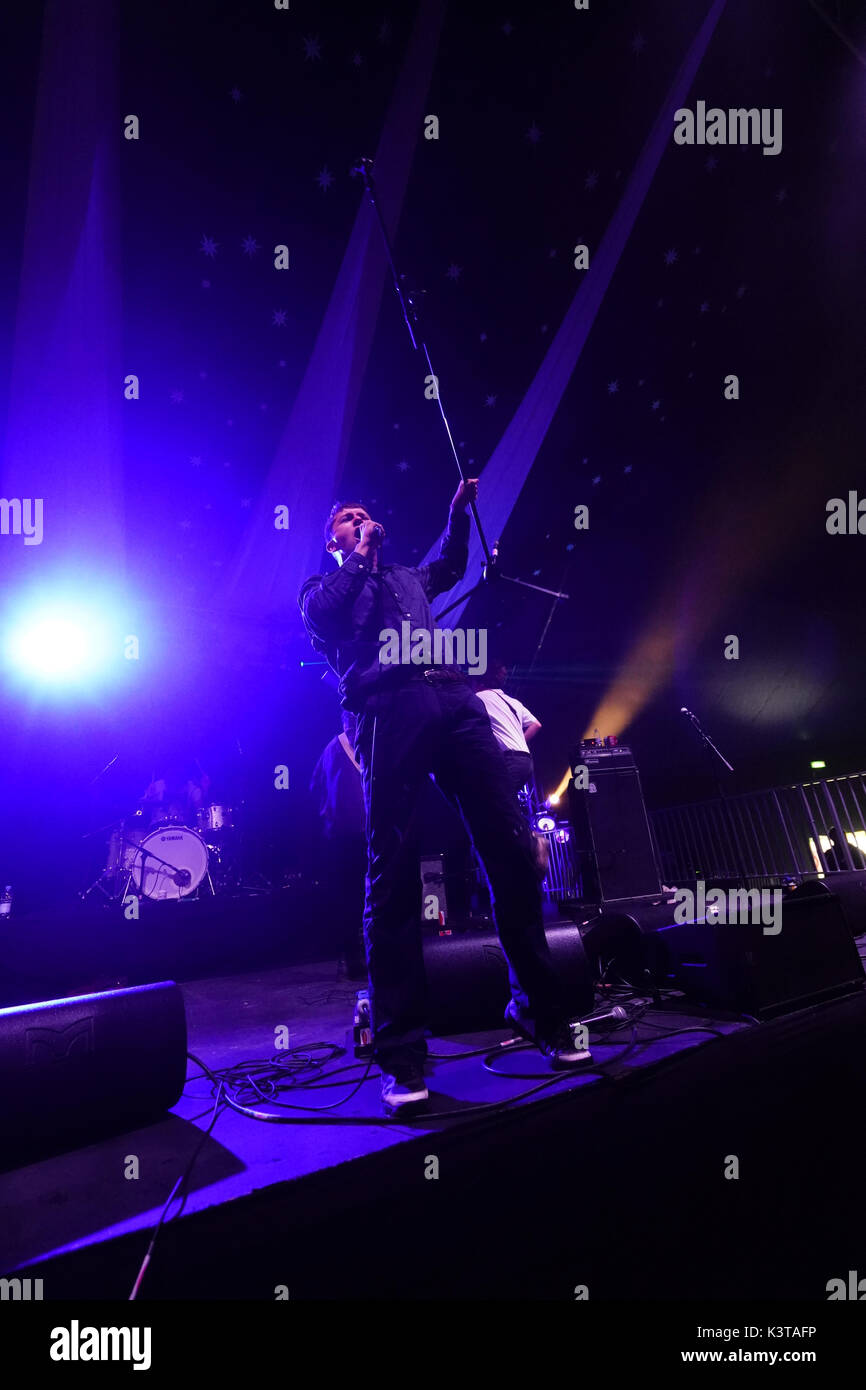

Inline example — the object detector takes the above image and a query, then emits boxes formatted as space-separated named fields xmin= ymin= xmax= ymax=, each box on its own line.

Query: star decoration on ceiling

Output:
xmin=397 ymin=461 xmax=410 ymax=472
xmin=241 ymin=235 xmax=260 ymax=257
xmin=229 ymin=87 xmax=242 ymax=103
xmin=663 ymin=247 xmax=678 ymax=266
xmin=351 ymin=52 xmax=363 ymax=67
xmin=315 ymin=166 xmax=335 ymax=192
xmin=631 ymin=33 xmax=646 ymax=56
xmin=525 ymin=122 xmax=542 ymax=144
xmin=303 ymin=35 xmax=322 ymax=60
xmin=484 ymin=394 xmax=497 ymax=407
xmin=170 ymin=389 xmax=184 ymax=404
xmin=584 ymin=171 xmax=599 ymax=190
xmin=445 ymin=262 xmax=463 ymax=281
xmin=502 ymin=20 xmax=514 ymax=36
xmin=775 ymin=187 xmax=788 ymax=203
xmin=200 ymin=235 xmax=219 ymax=258
xmin=705 ymin=156 xmax=718 ymax=172
xmin=272 ymin=309 xmax=287 ymax=326
xmin=607 ymin=380 xmax=619 ymax=394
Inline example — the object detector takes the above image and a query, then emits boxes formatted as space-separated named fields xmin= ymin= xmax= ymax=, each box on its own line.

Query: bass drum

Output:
xmin=130 ymin=825 xmax=209 ymax=900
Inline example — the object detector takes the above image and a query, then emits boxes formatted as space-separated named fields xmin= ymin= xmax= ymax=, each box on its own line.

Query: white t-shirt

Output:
xmin=475 ymin=688 xmax=540 ymax=754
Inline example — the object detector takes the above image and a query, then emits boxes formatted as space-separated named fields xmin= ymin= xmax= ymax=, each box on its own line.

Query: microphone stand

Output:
xmin=350 ymin=156 xmax=570 ymax=621
xmin=680 ymin=707 xmax=733 ymax=776
xmin=680 ymin=707 xmax=748 ymax=885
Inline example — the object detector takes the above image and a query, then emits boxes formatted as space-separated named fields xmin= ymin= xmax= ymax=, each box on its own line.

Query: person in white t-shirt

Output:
xmin=470 ymin=659 xmax=542 ymax=801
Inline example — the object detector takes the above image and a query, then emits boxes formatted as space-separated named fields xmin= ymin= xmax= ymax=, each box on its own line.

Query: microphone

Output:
xmin=580 ymin=1004 xmax=629 ymax=1027
xmin=173 ymin=869 xmax=192 ymax=888
xmin=355 ymin=524 xmax=384 ymax=542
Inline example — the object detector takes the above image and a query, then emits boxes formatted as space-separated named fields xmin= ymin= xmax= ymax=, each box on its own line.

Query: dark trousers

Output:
xmin=355 ymin=676 xmax=568 ymax=1066
xmin=502 ymin=749 xmax=534 ymax=803
xmin=323 ymin=830 xmax=367 ymax=972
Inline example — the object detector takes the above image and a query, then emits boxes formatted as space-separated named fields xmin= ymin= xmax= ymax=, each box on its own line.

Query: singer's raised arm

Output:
xmin=417 ymin=506 xmax=470 ymax=601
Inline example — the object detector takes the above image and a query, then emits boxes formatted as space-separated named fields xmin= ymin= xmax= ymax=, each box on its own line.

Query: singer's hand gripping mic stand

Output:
xmin=350 ymin=156 xmax=569 ymax=621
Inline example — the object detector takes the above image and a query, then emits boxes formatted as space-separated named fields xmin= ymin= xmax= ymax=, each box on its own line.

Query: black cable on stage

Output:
xmin=186 ymin=1047 xmax=381 ymax=1116
xmin=126 ymin=1003 xmax=764 ymax=1293
xmin=180 ymin=993 xmax=755 ymax=1134
xmin=128 ymin=1079 xmax=226 ymax=1301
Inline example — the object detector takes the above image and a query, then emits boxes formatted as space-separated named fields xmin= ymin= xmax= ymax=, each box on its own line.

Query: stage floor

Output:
xmin=4 ymin=947 xmax=866 ymax=1299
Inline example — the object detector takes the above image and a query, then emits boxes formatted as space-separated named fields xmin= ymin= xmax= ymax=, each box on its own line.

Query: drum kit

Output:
xmin=84 ymin=801 xmax=241 ymax=904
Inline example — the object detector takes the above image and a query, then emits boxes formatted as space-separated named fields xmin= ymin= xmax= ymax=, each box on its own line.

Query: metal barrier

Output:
xmin=651 ymin=772 xmax=866 ymax=885
xmin=522 ymin=786 xmax=580 ymax=902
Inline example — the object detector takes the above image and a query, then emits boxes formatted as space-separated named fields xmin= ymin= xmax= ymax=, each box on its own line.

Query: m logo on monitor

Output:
xmin=25 ymin=1017 xmax=95 ymax=1063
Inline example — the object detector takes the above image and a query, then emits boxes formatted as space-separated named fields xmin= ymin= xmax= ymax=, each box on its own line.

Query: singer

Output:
xmin=299 ymin=480 xmax=585 ymax=1112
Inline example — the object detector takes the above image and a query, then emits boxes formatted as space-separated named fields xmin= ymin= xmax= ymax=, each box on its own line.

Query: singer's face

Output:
xmin=328 ymin=505 xmax=370 ymax=558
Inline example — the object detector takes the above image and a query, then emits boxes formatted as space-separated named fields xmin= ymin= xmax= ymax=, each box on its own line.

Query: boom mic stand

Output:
xmin=350 ymin=155 xmax=569 ymax=622
xmin=679 ymin=706 xmax=749 ymax=884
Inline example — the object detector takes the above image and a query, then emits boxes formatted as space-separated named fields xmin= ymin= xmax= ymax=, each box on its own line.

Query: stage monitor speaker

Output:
xmin=794 ymin=871 xmax=866 ymax=938
xmin=594 ymin=887 xmax=865 ymax=1019
xmin=422 ymin=921 xmax=594 ymax=1034
xmin=568 ymin=748 xmax=660 ymax=903
xmin=0 ymin=981 xmax=187 ymax=1167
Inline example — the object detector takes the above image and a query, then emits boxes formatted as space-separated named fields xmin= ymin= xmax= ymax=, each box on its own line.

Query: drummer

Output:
xmin=140 ymin=764 xmax=211 ymax=827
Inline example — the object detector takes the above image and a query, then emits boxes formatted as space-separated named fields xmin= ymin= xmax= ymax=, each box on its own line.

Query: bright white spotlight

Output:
xmin=4 ymin=600 xmax=116 ymax=689
xmin=10 ymin=616 xmax=92 ymax=677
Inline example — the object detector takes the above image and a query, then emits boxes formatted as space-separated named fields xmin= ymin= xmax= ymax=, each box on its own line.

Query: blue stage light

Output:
xmin=3 ymin=592 xmax=122 ymax=692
